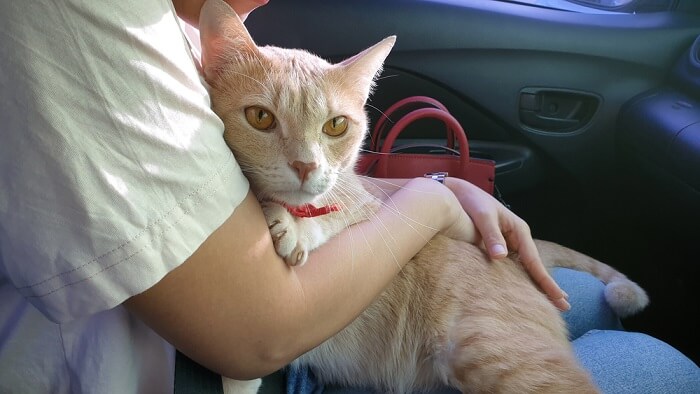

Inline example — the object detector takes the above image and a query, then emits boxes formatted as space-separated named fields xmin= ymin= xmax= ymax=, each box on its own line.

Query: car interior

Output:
xmin=246 ymin=0 xmax=700 ymax=365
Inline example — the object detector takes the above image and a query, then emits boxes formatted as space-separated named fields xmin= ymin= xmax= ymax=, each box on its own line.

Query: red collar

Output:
xmin=285 ymin=203 xmax=340 ymax=218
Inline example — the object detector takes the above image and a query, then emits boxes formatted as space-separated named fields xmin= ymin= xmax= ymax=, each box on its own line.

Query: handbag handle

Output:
xmin=375 ymin=107 xmax=470 ymax=176
xmin=370 ymin=96 xmax=455 ymax=151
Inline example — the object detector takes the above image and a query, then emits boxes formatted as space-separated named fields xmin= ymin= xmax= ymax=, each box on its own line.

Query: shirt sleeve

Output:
xmin=0 ymin=0 xmax=249 ymax=323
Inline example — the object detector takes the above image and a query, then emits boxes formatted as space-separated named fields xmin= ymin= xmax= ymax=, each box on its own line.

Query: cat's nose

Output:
xmin=289 ymin=160 xmax=318 ymax=183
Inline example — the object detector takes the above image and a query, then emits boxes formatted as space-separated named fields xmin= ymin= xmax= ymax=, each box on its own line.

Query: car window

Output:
xmin=493 ymin=0 xmax=676 ymax=13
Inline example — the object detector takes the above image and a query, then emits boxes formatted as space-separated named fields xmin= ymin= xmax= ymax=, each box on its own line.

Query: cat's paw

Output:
xmin=221 ymin=377 xmax=261 ymax=394
xmin=261 ymin=201 xmax=309 ymax=266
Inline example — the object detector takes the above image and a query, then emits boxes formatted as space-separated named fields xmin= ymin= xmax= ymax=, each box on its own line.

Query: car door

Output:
xmin=245 ymin=0 xmax=700 ymax=363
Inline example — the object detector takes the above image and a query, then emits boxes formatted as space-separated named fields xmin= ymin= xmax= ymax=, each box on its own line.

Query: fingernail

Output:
xmin=561 ymin=298 xmax=571 ymax=311
xmin=562 ymin=291 xmax=569 ymax=299
xmin=491 ymin=244 xmax=507 ymax=256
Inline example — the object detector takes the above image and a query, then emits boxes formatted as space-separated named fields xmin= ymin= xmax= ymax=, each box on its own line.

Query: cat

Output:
xmin=198 ymin=1 xmax=649 ymax=392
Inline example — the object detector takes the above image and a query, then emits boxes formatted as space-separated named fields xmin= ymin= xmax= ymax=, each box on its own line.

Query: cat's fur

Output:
xmin=198 ymin=1 xmax=649 ymax=392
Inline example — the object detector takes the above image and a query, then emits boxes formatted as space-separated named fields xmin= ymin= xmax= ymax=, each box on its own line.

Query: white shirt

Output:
xmin=0 ymin=0 xmax=249 ymax=392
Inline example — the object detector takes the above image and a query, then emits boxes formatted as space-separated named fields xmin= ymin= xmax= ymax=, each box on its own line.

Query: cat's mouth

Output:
xmin=252 ymin=169 xmax=338 ymax=207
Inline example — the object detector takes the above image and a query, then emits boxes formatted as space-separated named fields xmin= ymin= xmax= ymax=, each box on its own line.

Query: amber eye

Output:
xmin=322 ymin=116 xmax=348 ymax=137
xmin=244 ymin=106 xmax=276 ymax=130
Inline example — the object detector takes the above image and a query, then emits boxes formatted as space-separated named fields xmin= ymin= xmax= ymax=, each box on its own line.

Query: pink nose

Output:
xmin=289 ymin=160 xmax=318 ymax=183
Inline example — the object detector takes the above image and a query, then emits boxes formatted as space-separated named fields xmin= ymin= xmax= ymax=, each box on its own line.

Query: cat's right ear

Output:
xmin=337 ymin=36 xmax=396 ymax=103
xmin=199 ymin=0 xmax=259 ymax=82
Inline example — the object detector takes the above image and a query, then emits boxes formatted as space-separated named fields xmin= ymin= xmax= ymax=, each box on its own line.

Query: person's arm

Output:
xmin=125 ymin=177 xmax=471 ymax=380
xmin=365 ymin=177 xmax=570 ymax=311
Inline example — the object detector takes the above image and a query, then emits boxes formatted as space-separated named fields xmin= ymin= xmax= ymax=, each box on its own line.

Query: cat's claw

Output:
xmin=288 ymin=247 xmax=308 ymax=267
xmin=272 ymin=229 xmax=287 ymax=242
xmin=261 ymin=201 xmax=309 ymax=266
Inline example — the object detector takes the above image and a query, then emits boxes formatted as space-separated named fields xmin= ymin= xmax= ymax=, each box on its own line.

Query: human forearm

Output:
xmin=289 ymin=178 xmax=465 ymax=350
xmin=125 ymin=179 xmax=461 ymax=379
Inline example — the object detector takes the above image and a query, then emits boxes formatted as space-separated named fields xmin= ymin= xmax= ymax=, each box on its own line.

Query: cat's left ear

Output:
xmin=199 ymin=0 xmax=259 ymax=83
xmin=337 ymin=36 xmax=396 ymax=102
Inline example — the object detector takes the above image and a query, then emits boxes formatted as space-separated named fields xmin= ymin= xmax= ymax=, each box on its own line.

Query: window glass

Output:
xmin=498 ymin=0 xmax=674 ymax=13
xmin=568 ymin=0 xmax=634 ymax=7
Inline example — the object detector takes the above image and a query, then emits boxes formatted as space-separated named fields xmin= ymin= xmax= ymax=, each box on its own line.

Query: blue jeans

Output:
xmin=283 ymin=268 xmax=700 ymax=394
xmin=555 ymin=268 xmax=699 ymax=394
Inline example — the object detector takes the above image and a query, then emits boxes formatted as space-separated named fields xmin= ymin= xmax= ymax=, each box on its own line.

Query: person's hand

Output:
xmin=421 ymin=179 xmax=479 ymax=244
xmin=374 ymin=177 xmax=479 ymax=244
xmin=444 ymin=177 xmax=570 ymax=311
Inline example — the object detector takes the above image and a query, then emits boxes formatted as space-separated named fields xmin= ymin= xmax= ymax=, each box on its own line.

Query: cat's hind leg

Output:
xmin=441 ymin=319 xmax=598 ymax=394
xmin=434 ymin=250 xmax=600 ymax=393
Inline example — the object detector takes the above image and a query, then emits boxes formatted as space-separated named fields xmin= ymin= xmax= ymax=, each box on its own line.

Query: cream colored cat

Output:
xmin=199 ymin=1 xmax=649 ymax=393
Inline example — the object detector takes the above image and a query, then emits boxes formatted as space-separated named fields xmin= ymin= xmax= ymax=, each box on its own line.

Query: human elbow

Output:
xmin=214 ymin=338 xmax=302 ymax=380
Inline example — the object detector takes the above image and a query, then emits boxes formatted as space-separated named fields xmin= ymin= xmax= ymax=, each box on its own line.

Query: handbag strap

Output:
xmin=380 ymin=107 xmax=469 ymax=157
xmin=375 ymin=107 xmax=471 ymax=177
xmin=370 ymin=96 xmax=455 ymax=151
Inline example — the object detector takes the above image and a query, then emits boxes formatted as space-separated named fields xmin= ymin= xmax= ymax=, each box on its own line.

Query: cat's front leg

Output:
xmin=261 ymin=200 xmax=370 ymax=266
xmin=261 ymin=201 xmax=308 ymax=266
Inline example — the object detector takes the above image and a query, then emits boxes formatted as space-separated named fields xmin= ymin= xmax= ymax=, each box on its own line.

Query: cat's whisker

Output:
xmin=356 ymin=148 xmax=404 ymax=157
xmin=347 ymin=176 xmax=443 ymax=235
xmin=250 ymin=50 xmax=279 ymax=103
xmin=365 ymin=103 xmax=391 ymax=125
xmin=330 ymin=181 xmax=402 ymax=271
xmin=222 ymin=69 xmax=267 ymax=91
xmin=343 ymin=175 xmax=442 ymax=252
xmin=235 ymin=164 xmax=272 ymax=179
xmin=374 ymin=73 xmax=399 ymax=81
xmin=320 ymin=190 xmax=363 ymax=274
xmin=335 ymin=175 xmax=430 ymax=258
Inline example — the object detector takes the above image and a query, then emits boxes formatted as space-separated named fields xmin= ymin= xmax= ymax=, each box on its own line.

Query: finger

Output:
xmin=525 ymin=260 xmax=570 ymax=311
xmin=552 ymin=297 xmax=571 ymax=312
xmin=510 ymin=231 xmax=569 ymax=310
xmin=470 ymin=210 xmax=508 ymax=259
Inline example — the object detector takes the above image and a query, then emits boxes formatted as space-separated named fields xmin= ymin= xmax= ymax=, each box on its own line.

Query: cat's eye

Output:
xmin=322 ymin=116 xmax=348 ymax=137
xmin=245 ymin=106 xmax=276 ymax=131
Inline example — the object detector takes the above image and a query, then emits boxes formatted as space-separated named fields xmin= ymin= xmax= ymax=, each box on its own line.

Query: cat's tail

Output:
xmin=534 ymin=239 xmax=649 ymax=318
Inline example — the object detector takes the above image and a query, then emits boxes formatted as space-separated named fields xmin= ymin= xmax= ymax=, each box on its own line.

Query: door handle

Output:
xmin=519 ymin=88 xmax=599 ymax=133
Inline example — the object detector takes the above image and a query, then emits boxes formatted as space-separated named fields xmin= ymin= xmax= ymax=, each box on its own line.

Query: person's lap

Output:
xmin=274 ymin=268 xmax=699 ymax=394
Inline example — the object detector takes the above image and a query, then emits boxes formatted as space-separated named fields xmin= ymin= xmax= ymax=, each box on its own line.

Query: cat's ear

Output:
xmin=199 ymin=0 xmax=259 ymax=82
xmin=337 ymin=36 xmax=396 ymax=102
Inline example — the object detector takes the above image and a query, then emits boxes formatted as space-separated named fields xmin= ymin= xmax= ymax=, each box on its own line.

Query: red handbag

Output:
xmin=357 ymin=96 xmax=496 ymax=195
